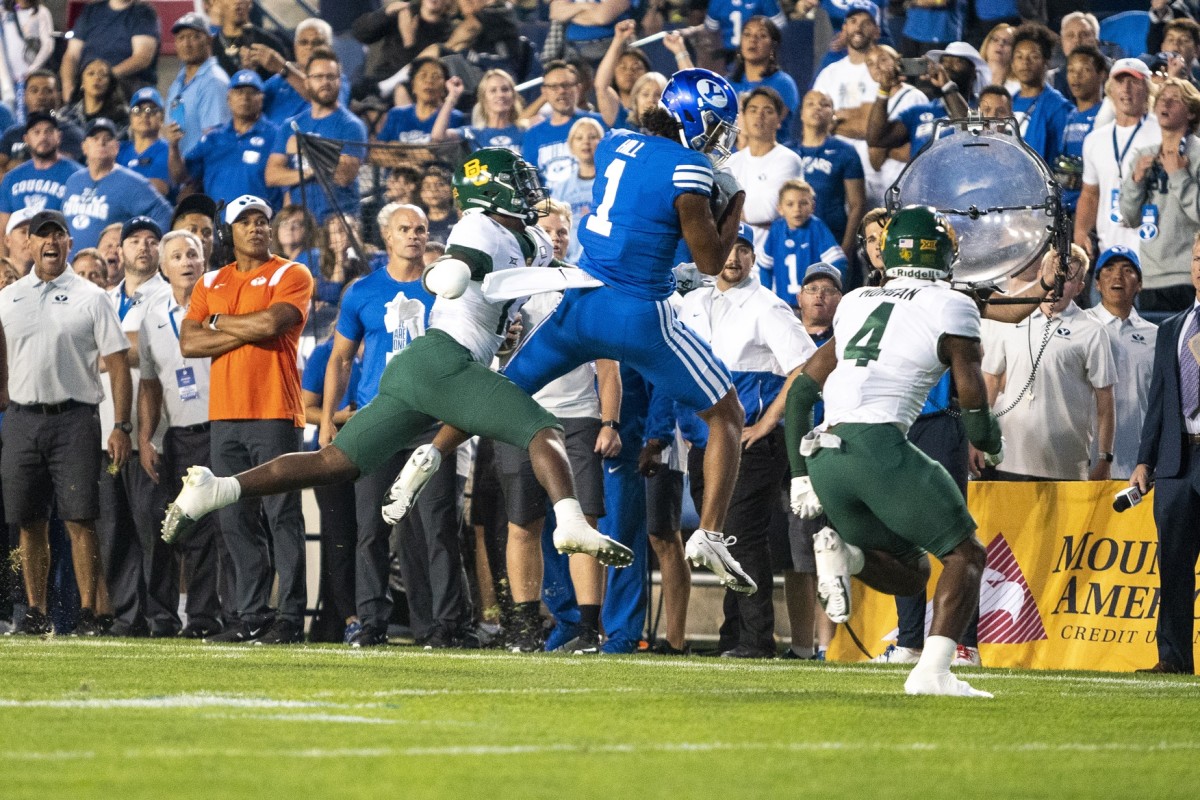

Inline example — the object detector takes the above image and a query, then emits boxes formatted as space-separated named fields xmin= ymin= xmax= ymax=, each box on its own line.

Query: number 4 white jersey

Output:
xmin=823 ymin=278 xmax=981 ymax=431
xmin=429 ymin=209 xmax=555 ymax=364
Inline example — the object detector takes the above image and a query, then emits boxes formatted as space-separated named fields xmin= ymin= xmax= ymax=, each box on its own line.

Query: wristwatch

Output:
xmin=1099 ymin=452 xmax=1114 ymax=463
xmin=208 ymin=314 xmax=221 ymax=331
xmin=114 ymin=421 xmax=133 ymax=434
xmin=601 ymin=420 xmax=619 ymax=429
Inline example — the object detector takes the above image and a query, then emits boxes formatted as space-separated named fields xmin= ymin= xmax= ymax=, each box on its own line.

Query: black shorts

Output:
xmin=494 ymin=417 xmax=605 ymax=526
xmin=645 ymin=467 xmax=683 ymax=538
xmin=2 ymin=404 xmax=102 ymax=524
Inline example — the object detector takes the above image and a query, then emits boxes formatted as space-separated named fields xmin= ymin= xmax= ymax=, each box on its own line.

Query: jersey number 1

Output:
xmin=844 ymin=304 xmax=895 ymax=366
xmin=584 ymin=158 xmax=626 ymax=238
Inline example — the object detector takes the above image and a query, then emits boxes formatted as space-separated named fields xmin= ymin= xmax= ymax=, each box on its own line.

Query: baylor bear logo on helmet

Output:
xmin=453 ymin=148 xmax=547 ymax=225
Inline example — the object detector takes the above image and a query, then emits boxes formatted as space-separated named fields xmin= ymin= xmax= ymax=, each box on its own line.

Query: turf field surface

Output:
xmin=1 ymin=638 xmax=1196 ymax=799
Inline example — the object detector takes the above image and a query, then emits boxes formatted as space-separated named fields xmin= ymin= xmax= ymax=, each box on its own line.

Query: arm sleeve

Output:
xmin=131 ymin=4 xmax=160 ymax=38
xmin=335 ymin=286 xmax=365 ymax=342
xmin=271 ymin=262 xmax=315 ymax=320
xmin=92 ymin=296 xmax=131 ymax=357
xmin=1085 ymin=326 xmax=1117 ymax=389
xmin=671 ymin=151 xmax=714 ymax=200
xmin=762 ymin=302 xmax=818 ymax=374
xmin=184 ymin=134 xmax=209 ymax=183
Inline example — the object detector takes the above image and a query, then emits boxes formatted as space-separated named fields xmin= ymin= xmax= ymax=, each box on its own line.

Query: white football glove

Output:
xmin=983 ymin=436 xmax=1005 ymax=468
xmin=790 ymin=476 xmax=823 ymax=519
xmin=425 ymin=258 xmax=471 ymax=299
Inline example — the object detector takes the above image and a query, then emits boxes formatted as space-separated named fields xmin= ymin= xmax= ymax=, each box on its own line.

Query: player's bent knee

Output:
xmin=699 ymin=389 xmax=744 ymax=424
xmin=321 ymin=444 xmax=362 ymax=482
xmin=945 ymin=535 xmax=986 ymax=572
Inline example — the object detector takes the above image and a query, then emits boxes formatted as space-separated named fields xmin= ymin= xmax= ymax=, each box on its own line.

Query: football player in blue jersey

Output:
xmin=389 ymin=69 xmax=762 ymax=595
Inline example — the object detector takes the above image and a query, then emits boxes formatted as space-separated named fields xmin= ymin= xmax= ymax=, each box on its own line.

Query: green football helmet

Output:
xmin=452 ymin=147 xmax=547 ymax=225
xmin=880 ymin=204 xmax=958 ymax=281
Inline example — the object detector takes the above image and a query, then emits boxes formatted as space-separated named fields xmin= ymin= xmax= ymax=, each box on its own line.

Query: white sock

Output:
xmin=553 ymin=497 xmax=587 ymax=528
xmin=216 ymin=476 xmax=243 ymax=506
xmin=914 ymin=635 xmax=956 ymax=673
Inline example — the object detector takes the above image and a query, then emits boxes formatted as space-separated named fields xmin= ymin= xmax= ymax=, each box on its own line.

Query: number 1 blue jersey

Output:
xmin=578 ymin=130 xmax=714 ymax=301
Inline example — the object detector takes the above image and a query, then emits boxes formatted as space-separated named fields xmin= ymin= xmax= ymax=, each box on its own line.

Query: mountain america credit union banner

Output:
xmin=826 ymin=481 xmax=1194 ymax=672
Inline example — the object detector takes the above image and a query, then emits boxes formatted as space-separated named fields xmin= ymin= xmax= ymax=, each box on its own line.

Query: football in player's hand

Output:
xmin=710 ymin=170 xmax=743 ymax=225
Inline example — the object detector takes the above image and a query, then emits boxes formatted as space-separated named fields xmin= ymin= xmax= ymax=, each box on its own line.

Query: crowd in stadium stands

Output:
xmin=0 ymin=0 xmax=1197 ymax=670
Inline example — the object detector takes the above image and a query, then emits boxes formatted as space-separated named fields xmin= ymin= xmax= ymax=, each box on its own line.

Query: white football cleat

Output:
xmin=381 ymin=445 xmax=442 ymax=525
xmin=813 ymin=526 xmax=860 ymax=624
xmin=904 ymin=668 xmax=993 ymax=698
xmin=870 ymin=644 xmax=922 ymax=664
xmin=951 ymin=645 xmax=982 ymax=667
xmin=685 ymin=530 xmax=757 ymax=594
xmin=552 ymin=520 xmax=634 ymax=567
xmin=162 ymin=466 xmax=239 ymax=544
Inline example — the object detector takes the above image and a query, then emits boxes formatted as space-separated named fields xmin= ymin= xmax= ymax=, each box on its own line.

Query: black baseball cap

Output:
xmin=171 ymin=193 xmax=218 ymax=228
xmin=121 ymin=216 xmax=162 ymax=241
xmin=85 ymin=117 xmax=118 ymax=138
xmin=28 ymin=209 xmax=68 ymax=236
xmin=24 ymin=111 xmax=58 ymax=133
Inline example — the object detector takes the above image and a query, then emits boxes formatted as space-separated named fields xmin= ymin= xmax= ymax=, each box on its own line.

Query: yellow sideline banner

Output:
xmin=826 ymin=480 xmax=1195 ymax=672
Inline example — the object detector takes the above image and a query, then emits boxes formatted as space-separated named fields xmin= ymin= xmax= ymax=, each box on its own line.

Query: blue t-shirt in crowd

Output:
xmin=300 ymin=336 xmax=361 ymax=450
xmin=185 ymin=116 xmax=282 ymax=208
xmin=0 ymin=157 xmax=83 ymax=213
xmin=903 ymin=0 xmax=964 ymax=45
xmin=335 ymin=269 xmax=436 ymax=406
xmin=758 ymin=215 xmax=848 ymax=305
xmin=262 ymin=73 xmax=351 ymax=127
xmin=379 ymin=104 xmax=464 ymax=144
xmin=166 ymin=57 xmax=231 ymax=156
xmin=974 ymin=0 xmax=1019 ymax=21
xmin=919 ymin=372 xmax=953 ymax=417
xmin=705 ymin=0 xmax=786 ymax=52
xmin=731 ymin=70 xmax=801 ymax=141
xmin=550 ymin=171 xmax=594 ymax=264
xmin=462 ymin=124 xmax=523 ymax=153
xmin=1060 ymin=104 xmax=1101 ymax=212
xmin=566 ymin=0 xmax=638 ymax=41
xmin=73 ymin=1 xmax=159 ymax=88
xmin=793 ymin=135 xmax=863 ymax=241
xmin=1012 ymin=86 xmax=1071 ymax=165
xmin=273 ymin=105 xmax=368 ymax=222
xmin=522 ymin=111 xmax=604 ymax=186
xmin=118 ymin=138 xmax=171 ymax=194
xmin=62 ymin=164 xmax=172 ymax=254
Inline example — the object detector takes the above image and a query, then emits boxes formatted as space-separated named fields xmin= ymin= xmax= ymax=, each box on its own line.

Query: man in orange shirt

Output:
xmin=178 ymin=194 xmax=314 ymax=645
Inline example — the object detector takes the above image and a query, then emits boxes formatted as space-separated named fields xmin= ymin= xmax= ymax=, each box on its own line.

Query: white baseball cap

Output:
xmin=1111 ymin=57 xmax=1152 ymax=83
xmin=224 ymin=195 xmax=273 ymax=225
xmin=6 ymin=205 xmax=35 ymax=236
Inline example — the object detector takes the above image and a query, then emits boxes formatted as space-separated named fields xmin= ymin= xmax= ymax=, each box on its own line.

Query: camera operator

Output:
xmin=1121 ymin=77 xmax=1200 ymax=313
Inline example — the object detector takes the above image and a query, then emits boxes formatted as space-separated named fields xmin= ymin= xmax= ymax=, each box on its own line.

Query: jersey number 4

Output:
xmin=844 ymin=304 xmax=895 ymax=366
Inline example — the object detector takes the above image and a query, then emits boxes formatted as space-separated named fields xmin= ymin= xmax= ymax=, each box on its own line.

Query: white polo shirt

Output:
xmin=982 ymin=303 xmax=1117 ymax=480
xmin=139 ymin=292 xmax=212 ymax=430
xmin=1084 ymin=304 xmax=1157 ymax=479
xmin=1081 ymin=115 xmax=1161 ymax=253
xmin=0 ymin=267 xmax=128 ymax=405
xmin=100 ymin=272 xmax=169 ymax=448
xmin=723 ymin=144 xmax=805 ymax=254
xmin=679 ymin=273 xmax=816 ymax=421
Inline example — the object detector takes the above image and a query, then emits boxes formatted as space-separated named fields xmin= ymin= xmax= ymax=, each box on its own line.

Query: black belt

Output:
xmin=174 ymin=422 xmax=211 ymax=434
xmin=1188 ymin=434 xmax=1200 ymax=446
xmin=12 ymin=400 xmax=92 ymax=415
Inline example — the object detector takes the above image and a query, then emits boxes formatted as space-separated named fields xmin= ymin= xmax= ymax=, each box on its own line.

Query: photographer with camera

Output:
xmin=1120 ymin=77 xmax=1200 ymax=313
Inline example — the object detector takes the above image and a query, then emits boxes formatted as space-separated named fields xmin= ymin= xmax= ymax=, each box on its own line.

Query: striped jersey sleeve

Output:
xmin=673 ymin=162 xmax=714 ymax=194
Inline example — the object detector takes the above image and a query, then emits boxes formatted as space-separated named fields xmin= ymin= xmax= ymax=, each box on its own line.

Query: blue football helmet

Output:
xmin=661 ymin=68 xmax=740 ymax=164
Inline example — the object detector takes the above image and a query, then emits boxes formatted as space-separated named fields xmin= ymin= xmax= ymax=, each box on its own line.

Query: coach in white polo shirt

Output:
xmin=138 ymin=229 xmax=223 ymax=638
xmin=0 ymin=208 xmax=132 ymax=636
xmin=982 ymin=246 xmax=1117 ymax=481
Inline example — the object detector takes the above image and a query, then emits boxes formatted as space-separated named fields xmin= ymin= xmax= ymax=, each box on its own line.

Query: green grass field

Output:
xmin=1 ymin=638 xmax=1197 ymax=799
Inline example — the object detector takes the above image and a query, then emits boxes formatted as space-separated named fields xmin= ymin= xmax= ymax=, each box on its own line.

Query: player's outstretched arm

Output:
xmin=784 ymin=339 xmax=837 ymax=478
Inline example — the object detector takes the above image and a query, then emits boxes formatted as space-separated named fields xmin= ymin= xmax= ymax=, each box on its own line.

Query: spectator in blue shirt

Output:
xmin=757 ymin=179 xmax=848 ymax=305
xmin=170 ymin=70 xmax=281 ymax=209
xmin=119 ymin=87 xmax=170 ymax=197
xmin=523 ymin=60 xmax=605 ymax=186
xmin=165 ymin=13 xmax=232 ymax=157
xmin=378 ymin=57 xmax=464 ymax=145
xmin=1010 ymin=23 xmax=1071 ymax=165
xmin=0 ymin=71 xmax=85 ymax=175
xmin=705 ymin=0 xmax=786 ymax=64
xmin=728 ymin=16 xmax=800 ymax=142
xmin=60 ymin=0 xmax=159 ymax=101
xmin=265 ymin=49 xmax=366 ymax=223
xmin=432 ymin=68 xmax=525 ymax=153
xmin=1058 ymin=46 xmax=1107 ymax=214
xmin=0 ymin=111 xmax=83 ymax=241
xmin=242 ymin=18 xmax=351 ymax=128
xmin=794 ymin=90 xmax=865 ymax=257
xmin=899 ymin=0 xmax=965 ymax=58
xmin=61 ymin=117 xmax=172 ymax=253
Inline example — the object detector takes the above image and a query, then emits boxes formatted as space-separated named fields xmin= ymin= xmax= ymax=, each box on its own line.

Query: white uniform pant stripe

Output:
xmin=655 ymin=300 xmax=728 ymax=407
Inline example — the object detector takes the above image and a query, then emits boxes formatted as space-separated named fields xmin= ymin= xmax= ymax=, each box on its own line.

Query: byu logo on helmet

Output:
xmin=695 ymin=78 xmax=729 ymax=109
